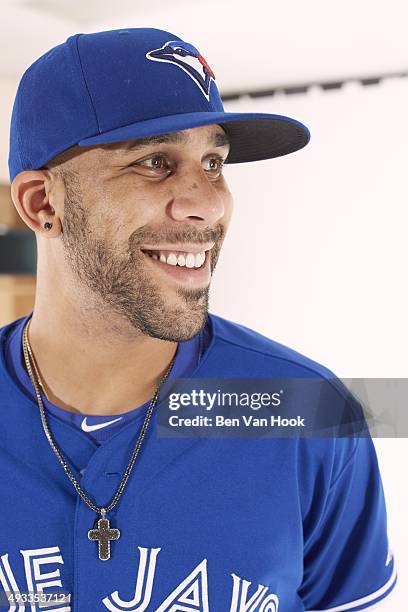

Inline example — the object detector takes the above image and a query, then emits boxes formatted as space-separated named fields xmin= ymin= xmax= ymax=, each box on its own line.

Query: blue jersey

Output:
xmin=3 ymin=311 xmax=209 ymax=446
xmin=0 ymin=312 xmax=397 ymax=611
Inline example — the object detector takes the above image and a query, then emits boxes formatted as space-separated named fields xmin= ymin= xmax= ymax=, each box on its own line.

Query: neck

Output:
xmin=26 ymin=301 xmax=178 ymax=417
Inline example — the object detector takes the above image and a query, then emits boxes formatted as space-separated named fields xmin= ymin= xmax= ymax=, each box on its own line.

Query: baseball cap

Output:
xmin=8 ymin=27 xmax=311 ymax=183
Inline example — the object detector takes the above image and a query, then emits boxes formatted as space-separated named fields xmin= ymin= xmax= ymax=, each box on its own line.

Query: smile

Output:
xmin=142 ymin=248 xmax=206 ymax=269
xmin=140 ymin=247 xmax=213 ymax=285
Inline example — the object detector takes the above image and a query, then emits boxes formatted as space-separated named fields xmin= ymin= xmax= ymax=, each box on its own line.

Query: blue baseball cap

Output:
xmin=8 ymin=27 xmax=310 ymax=183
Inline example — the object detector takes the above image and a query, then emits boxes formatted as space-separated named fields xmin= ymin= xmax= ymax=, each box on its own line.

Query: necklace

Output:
xmin=22 ymin=318 xmax=177 ymax=561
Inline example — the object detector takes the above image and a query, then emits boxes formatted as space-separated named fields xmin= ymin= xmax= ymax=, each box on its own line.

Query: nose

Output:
xmin=166 ymin=165 xmax=226 ymax=225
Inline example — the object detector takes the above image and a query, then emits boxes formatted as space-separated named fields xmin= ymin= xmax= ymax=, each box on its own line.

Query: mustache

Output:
xmin=129 ymin=224 xmax=224 ymax=249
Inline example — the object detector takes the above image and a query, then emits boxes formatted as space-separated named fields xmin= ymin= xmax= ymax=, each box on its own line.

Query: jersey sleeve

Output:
xmin=299 ymin=435 xmax=397 ymax=611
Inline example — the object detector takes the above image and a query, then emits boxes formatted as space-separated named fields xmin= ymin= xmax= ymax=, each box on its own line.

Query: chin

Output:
xmin=168 ymin=306 xmax=208 ymax=342
xmin=150 ymin=302 xmax=209 ymax=342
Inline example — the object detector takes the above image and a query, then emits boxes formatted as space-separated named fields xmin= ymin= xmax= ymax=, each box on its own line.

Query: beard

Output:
xmin=59 ymin=170 xmax=224 ymax=342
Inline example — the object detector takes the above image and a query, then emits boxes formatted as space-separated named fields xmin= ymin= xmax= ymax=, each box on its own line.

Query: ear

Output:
xmin=10 ymin=169 xmax=61 ymax=236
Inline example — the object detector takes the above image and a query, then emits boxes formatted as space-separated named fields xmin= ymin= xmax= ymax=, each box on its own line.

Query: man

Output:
xmin=1 ymin=27 xmax=396 ymax=611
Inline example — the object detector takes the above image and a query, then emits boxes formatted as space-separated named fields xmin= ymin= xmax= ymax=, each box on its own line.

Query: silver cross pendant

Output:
xmin=88 ymin=508 xmax=121 ymax=561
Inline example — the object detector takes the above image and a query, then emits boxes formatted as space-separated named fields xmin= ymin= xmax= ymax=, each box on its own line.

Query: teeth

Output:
xmin=185 ymin=253 xmax=195 ymax=268
xmin=145 ymin=250 xmax=207 ymax=269
xmin=195 ymin=253 xmax=204 ymax=267
xmin=167 ymin=253 xmax=178 ymax=266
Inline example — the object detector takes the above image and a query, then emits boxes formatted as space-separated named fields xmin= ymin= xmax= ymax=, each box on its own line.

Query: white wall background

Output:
xmin=1 ymin=1 xmax=407 ymax=608
xmin=219 ymin=79 xmax=408 ymax=378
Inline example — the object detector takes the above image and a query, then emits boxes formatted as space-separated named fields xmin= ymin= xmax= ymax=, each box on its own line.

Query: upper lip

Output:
xmin=140 ymin=243 xmax=215 ymax=255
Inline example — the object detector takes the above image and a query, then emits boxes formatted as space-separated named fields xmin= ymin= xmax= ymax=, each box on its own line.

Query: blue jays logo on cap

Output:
xmin=146 ymin=40 xmax=216 ymax=100
xmin=8 ymin=27 xmax=311 ymax=183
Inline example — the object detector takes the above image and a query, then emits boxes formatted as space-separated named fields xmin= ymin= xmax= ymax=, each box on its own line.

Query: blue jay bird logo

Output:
xmin=146 ymin=40 xmax=216 ymax=100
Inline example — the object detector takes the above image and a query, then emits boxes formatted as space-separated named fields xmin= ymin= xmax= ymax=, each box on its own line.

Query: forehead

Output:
xmin=70 ymin=125 xmax=230 ymax=171
xmin=105 ymin=124 xmax=230 ymax=153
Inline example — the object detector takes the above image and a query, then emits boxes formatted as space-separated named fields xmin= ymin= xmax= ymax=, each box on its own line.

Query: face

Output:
xmin=58 ymin=124 xmax=233 ymax=341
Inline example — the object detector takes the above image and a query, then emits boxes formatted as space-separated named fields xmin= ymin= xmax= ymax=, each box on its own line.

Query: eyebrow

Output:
xmin=122 ymin=130 xmax=230 ymax=152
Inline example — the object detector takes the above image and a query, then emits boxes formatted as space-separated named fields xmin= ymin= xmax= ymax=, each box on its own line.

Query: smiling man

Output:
xmin=0 ymin=27 xmax=397 ymax=611
xmin=10 ymin=126 xmax=232 ymax=415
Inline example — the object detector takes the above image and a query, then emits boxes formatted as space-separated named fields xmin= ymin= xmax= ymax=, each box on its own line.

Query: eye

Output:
xmin=130 ymin=154 xmax=172 ymax=176
xmin=203 ymin=155 xmax=225 ymax=179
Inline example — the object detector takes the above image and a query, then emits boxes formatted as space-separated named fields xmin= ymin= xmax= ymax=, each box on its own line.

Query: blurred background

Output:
xmin=0 ymin=1 xmax=406 ymax=608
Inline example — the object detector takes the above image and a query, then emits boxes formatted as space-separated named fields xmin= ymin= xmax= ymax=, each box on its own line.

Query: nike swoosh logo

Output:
xmin=81 ymin=416 xmax=123 ymax=432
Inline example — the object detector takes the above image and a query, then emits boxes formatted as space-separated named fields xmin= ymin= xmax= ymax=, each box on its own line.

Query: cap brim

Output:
xmin=78 ymin=111 xmax=310 ymax=163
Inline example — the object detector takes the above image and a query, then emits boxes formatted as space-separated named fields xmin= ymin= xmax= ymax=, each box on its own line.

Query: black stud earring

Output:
xmin=44 ymin=222 xmax=53 ymax=230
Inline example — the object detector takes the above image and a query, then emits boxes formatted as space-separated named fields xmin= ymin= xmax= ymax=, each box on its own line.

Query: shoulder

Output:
xmin=206 ymin=311 xmax=365 ymax=472
xmin=208 ymin=311 xmax=339 ymax=381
